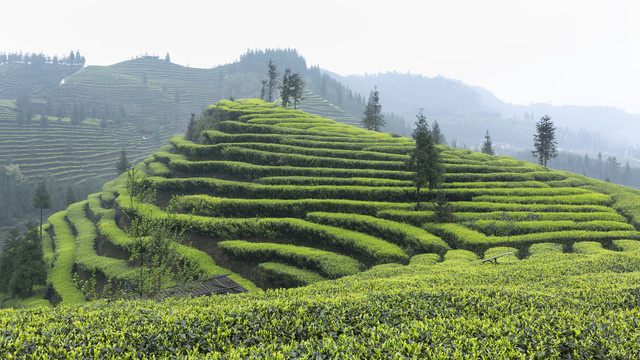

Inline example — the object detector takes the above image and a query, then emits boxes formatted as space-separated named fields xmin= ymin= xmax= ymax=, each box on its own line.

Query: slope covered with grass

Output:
xmin=7 ymin=99 xmax=640 ymax=357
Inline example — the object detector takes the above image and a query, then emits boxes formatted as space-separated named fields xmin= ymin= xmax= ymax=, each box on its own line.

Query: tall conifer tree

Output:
xmin=532 ymin=115 xmax=558 ymax=166
xmin=361 ymin=86 xmax=385 ymax=131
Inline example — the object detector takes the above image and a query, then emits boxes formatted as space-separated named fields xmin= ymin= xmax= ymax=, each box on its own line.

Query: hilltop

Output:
xmin=2 ymin=99 xmax=640 ymax=357
xmin=0 ymin=49 xmax=372 ymax=232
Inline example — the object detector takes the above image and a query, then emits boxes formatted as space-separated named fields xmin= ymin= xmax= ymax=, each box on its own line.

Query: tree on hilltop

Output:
xmin=532 ymin=115 xmax=558 ymax=166
xmin=407 ymin=109 xmax=443 ymax=209
xmin=165 ymin=53 xmax=171 ymax=63
xmin=279 ymin=69 xmax=305 ymax=108
xmin=290 ymin=73 xmax=305 ymax=109
xmin=266 ymin=60 xmax=279 ymax=102
xmin=481 ymin=130 xmax=495 ymax=155
xmin=361 ymin=86 xmax=385 ymax=131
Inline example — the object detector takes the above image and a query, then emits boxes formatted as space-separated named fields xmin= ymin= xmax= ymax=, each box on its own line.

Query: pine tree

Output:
xmin=63 ymin=187 xmax=76 ymax=207
xmin=532 ymin=115 xmax=558 ymax=166
xmin=361 ymin=86 xmax=385 ymax=131
xmin=290 ymin=73 xmax=305 ymax=109
xmin=481 ymin=130 xmax=495 ymax=155
xmin=267 ymin=60 xmax=279 ymax=102
xmin=260 ymin=79 xmax=268 ymax=100
xmin=406 ymin=109 xmax=443 ymax=210
xmin=0 ymin=224 xmax=46 ymax=298
xmin=280 ymin=69 xmax=292 ymax=108
xmin=432 ymin=120 xmax=444 ymax=144
xmin=33 ymin=182 xmax=51 ymax=240
xmin=115 ymin=147 xmax=132 ymax=174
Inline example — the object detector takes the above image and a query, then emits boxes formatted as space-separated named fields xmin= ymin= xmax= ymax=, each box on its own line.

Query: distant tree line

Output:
xmin=0 ymin=50 xmax=86 ymax=66
xmin=0 ymin=164 xmax=91 ymax=228
xmin=14 ymin=95 xmax=127 ymax=129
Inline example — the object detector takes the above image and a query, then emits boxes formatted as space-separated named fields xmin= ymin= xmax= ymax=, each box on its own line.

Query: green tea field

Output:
xmin=3 ymin=99 xmax=640 ymax=358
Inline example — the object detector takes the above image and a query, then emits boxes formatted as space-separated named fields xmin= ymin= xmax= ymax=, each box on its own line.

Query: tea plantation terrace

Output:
xmin=4 ymin=99 xmax=640 ymax=357
xmin=37 ymin=98 xmax=640 ymax=305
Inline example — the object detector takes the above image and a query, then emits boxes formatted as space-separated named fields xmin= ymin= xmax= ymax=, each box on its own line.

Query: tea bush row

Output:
xmin=218 ymin=240 xmax=361 ymax=279
xmin=256 ymin=262 xmax=326 ymax=287
xmin=306 ymin=212 xmax=450 ymax=255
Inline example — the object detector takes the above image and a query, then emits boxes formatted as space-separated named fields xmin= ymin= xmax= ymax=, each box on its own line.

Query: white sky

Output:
xmin=3 ymin=0 xmax=640 ymax=113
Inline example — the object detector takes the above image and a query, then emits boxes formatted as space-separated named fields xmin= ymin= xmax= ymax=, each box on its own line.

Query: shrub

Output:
xmin=306 ymin=212 xmax=450 ymax=255
xmin=218 ymin=240 xmax=361 ymax=279
xmin=257 ymin=262 xmax=326 ymax=288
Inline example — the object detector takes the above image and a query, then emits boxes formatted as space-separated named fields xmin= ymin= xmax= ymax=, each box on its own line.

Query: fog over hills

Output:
xmin=332 ymin=71 xmax=640 ymax=157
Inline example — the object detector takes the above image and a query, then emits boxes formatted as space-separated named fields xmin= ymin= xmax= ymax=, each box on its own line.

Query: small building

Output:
xmin=158 ymin=274 xmax=248 ymax=300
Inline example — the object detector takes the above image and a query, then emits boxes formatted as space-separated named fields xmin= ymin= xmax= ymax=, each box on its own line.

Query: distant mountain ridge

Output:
xmin=331 ymin=72 xmax=640 ymax=154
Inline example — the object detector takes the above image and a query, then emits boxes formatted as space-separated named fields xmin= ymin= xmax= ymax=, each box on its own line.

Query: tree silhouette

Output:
xmin=406 ymin=109 xmax=443 ymax=209
xmin=481 ymin=130 xmax=495 ymax=155
xmin=361 ymin=86 xmax=385 ymax=131
xmin=33 ymin=182 xmax=51 ymax=240
xmin=532 ymin=115 xmax=558 ymax=166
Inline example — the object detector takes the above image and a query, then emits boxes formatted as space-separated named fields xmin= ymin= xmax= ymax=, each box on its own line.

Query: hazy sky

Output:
xmin=4 ymin=1 xmax=639 ymax=113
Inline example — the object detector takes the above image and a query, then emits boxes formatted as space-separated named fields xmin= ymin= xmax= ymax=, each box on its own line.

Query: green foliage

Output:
xmin=176 ymin=195 xmax=411 ymax=218
xmin=219 ymin=240 xmax=361 ymax=279
xmin=532 ymin=115 xmax=558 ymax=166
xmin=481 ymin=130 xmax=494 ymax=155
xmin=122 ymin=166 xmax=201 ymax=298
xmin=257 ymin=262 xmax=326 ymax=287
xmin=32 ymin=182 xmax=51 ymax=210
xmin=115 ymin=147 xmax=132 ymax=175
xmin=407 ymin=109 xmax=443 ymax=208
xmin=306 ymin=212 xmax=450 ymax=255
xmin=5 ymin=252 xmax=640 ymax=357
xmin=47 ymin=211 xmax=86 ymax=305
xmin=0 ymin=224 xmax=47 ymax=298
xmin=361 ymin=86 xmax=384 ymax=131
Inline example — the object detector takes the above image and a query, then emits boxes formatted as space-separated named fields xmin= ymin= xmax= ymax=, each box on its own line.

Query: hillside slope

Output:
xmin=4 ymin=99 xmax=640 ymax=356
xmin=0 ymin=50 xmax=363 ymax=234
xmin=35 ymin=99 xmax=640 ymax=299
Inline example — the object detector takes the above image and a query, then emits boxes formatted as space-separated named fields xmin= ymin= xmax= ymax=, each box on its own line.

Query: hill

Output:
xmin=3 ymin=99 xmax=640 ymax=357
xmin=0 ymin=49 xmax=370 ymax=234
xmin=333 ymin=72 xmax=640 ymax=155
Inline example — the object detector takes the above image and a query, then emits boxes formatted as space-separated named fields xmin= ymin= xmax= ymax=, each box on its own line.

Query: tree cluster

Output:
xmin=14 ymin=95 xmax=126 ymax=129
xmin=0 ymin=223 xmax=47 ymax=298
xmin=279 ymin=68 xmax=305 ymax=109
xmin=259 ymin=60 xmax=305 ymax=108
xmin=0 ymin=50 xmax=85 ymax=66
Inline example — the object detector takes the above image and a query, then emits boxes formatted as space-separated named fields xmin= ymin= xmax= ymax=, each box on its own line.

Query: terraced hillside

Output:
xmin=0 ymin=52 xmax=367 ymax=233
xmin=0 ymin=104 xmax=170 ymax=184
xmin=38 ymin=98 xmax=640 ymax=301
xmin=5 ymin=98 xmax=640 ymax=357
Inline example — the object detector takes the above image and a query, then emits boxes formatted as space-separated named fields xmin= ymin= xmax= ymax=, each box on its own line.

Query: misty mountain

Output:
xmin=330 ymin=72 xmax=640 ymax=156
